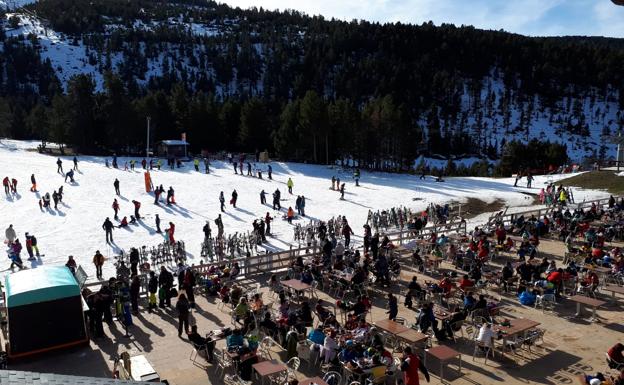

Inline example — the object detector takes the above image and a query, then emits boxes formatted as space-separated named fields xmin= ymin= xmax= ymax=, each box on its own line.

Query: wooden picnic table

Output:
xmin=603 ymin=285 xmax=624 ymax=306
xmin=585 ymin=265 xmax=611 ymax=274
xmin=281 ymin=279 xmax=312 ymax=292
xmin=424 ymin=345 xmax=462 ymax=384
xmin=493 ymin=318 xmax=540 ymax=337
xmin=374 ymin=319 xmax=410 ymax=335
xmin=253 ymin=359 xmax=288 ymax=385
xmin=331 ymin=270 xmax=353 ymax=282
xmin=425 ymin=255 xmax=442 ymax=274
xmin=568 ymin=295 xmax=606 ymax=322
xmin=493 ymin=318 xmax=541 ymax=357
xmin=603 ymin=284 xmax=624 ymax=297
xmin=396 ymin=329 xmax=429 ymax=346
xmin=433 ymin=305 xmax=453 ymax=322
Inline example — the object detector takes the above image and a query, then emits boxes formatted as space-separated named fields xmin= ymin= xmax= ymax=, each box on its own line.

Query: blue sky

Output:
xmin=219 ymin=0 xmax=624 ymax=38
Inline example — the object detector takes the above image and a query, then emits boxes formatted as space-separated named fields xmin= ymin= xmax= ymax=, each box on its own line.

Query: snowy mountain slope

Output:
xmin=0 ymin=139 xmax=608 ymax=282
xmin=3 ymin=12 xmax=619 ymax=162
xmin=3 ymin=13 xmax=121 ymax=90
xmin=0 ymin=0 xmax=36 ymax=10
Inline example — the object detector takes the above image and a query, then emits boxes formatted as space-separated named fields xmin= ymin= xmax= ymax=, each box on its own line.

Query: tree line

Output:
xmin=0 ymin=0 xmax=621 ymax=174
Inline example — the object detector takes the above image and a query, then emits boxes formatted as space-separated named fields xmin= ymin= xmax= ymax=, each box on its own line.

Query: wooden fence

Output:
xmin=485 ymin=196 xmax=620 ymax=230
xmin=82 ymin=245 xmax=320 ymax=293
xmin=191 ymin=245 xmax=320 ymax=278
xmin=383 ymin=219 xmax=468 ymax=245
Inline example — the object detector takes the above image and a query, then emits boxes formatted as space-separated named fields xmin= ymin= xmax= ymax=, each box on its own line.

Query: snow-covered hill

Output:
xmin=2 ymin=11 xmax=620 ymax=162
xmin=0 ymin=139 xmax=608 ymax=282
xmin=0 ymin=0 xmax=36 ymax=10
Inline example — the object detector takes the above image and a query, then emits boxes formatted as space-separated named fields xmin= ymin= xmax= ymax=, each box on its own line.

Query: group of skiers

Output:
xmin=2 ymin=176 xmax=18 ymax=196
xmin=539 ymin=184 xmax=574 ymax=206
xmin=152 ymin=185 xmax=176 ymax=206
xmin=4 ymin=224 xmax=41 ymax=270
xmin=330 ymin=176 xmax=347 ymax=199
xmin=232 ymin=156 xmax=273 ymax=180
xmin=193 ymin=158 xmax=210 ymax=173
xmin=514 ymin=170 xmax=534 ymax=188
xmin=39 ymin=186 xmax=64 ymax=210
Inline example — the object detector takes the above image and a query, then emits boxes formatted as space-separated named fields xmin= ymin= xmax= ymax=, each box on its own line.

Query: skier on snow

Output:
xmin=230 ymin=190 xmax=238 ymax=208
xmin=132 ymin=200 xmax=141 ymax=219
xmin=273 ymin=189 xmax=281 ymax=210
xmin=114 ymin=178 xmax=120 ymax=196
xmin=287 ymin=178 xmax=294 ymax=194
xmin=5 ymin=224 xmax=16 ymax=244
xmin=2 ymin=177 xmax=9 ymax=195
xmin=219 ymin=191 xmax=225 ymax=212
xmin=203 ymin=221 xmax=211 ymax=241
xmin=65 ymin=169 xmax=75 ymax=183
xmin=30 ymin=174 xmax=37 ymax=192
xmin=215 ymin=214 xmax=224 ymax=237
xmin=102 ymin=217 xmax=114 ymax=243
xmin=112 ymin=199 xmax=120 ymax=220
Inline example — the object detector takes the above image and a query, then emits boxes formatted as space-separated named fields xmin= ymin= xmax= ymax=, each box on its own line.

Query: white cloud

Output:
xmin=593 ymin=0 xmax=624 ymax=37
xmin=217 ymin=0 xmax=624 ymax=37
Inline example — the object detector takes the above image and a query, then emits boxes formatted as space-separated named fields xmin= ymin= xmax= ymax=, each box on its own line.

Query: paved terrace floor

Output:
xmin=5 ymin=236 xmax=624 ymax=385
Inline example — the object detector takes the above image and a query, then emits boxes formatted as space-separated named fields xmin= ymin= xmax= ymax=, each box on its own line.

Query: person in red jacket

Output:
xmin=438 ymin=277 xmax=454 ymax=294
xmin=132 ymin=200 xmax=141 ymax=219
xmin=477 ymin=246 xmax=489 ymax=262
xmin=168 ymin=222 xmax=175 ymax=244
xmin=495 ymin=225 xmax=507 ymax=246
xmin=547 ymin=268 xmax=564 ymax=297
xmin=400 ymin=346 xmax=430 ymax=385
xmin=458 ymin=274 xmax=475 ymax=291
xmin=10 ymin=178 xmax=17 ymax=193
xmin=2 ymin=177 xmax=9 ymax=196
xmin=112 ymin=199 xmax=120 ymax=220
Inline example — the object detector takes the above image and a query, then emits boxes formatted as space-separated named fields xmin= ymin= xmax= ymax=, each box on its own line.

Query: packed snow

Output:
xmin=0 ymin=139 xmax=609 ymax=282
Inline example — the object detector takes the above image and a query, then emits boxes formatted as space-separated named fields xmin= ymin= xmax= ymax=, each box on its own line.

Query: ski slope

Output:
xmin=0 ymin=140 xmax=609 ymax=282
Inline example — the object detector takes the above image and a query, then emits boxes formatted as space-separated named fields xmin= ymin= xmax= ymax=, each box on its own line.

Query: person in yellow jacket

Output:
xmin=287 ymin=178 xmax=294 ymax=194
xmin=193 ymin=158 xmax=200 ymax=172
xmin=559 ymin=189 xmax=567 ymax=205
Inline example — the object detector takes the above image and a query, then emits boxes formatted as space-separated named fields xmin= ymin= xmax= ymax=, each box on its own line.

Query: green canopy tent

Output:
xmin=4 ymin=266 xmax=87 ymax=359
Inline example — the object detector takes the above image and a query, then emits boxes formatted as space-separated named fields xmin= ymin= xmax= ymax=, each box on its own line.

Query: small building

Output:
xmin=4 ymin=266 xmax=88 ymax=359
xmin=156 ymin=140 xmax=189 ymax=158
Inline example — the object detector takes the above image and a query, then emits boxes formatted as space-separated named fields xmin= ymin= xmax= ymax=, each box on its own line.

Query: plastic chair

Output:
xmin=225 ymin=375 xmax=252 ymax=385
xmin=606 ymin=353 xmax=624 ymax=371
xmin=311 ymin=280 xmax=319 ymax=300
xmin=522 ymin=331 xmax=542 ymax=353
xmin=215 ymin=350 xmax=234 ymax=376
xmin=189 ymin=342 xmax=208 ymax=369
xmin=472 ymin=340 xmax=493 ymax=364
xmin=286 ymin=357 xmax=301 ymax=380
xmin=535 ymin=293 xmax=556 ymax=312
xmin=323 ymin=371 xmax=343 ymax=385
xmin=449 ymin=320 xmax=464 ymax=342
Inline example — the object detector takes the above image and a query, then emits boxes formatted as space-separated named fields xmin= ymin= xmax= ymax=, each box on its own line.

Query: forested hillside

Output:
xmin=0 ymin=0 xmax=622 ymax=173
